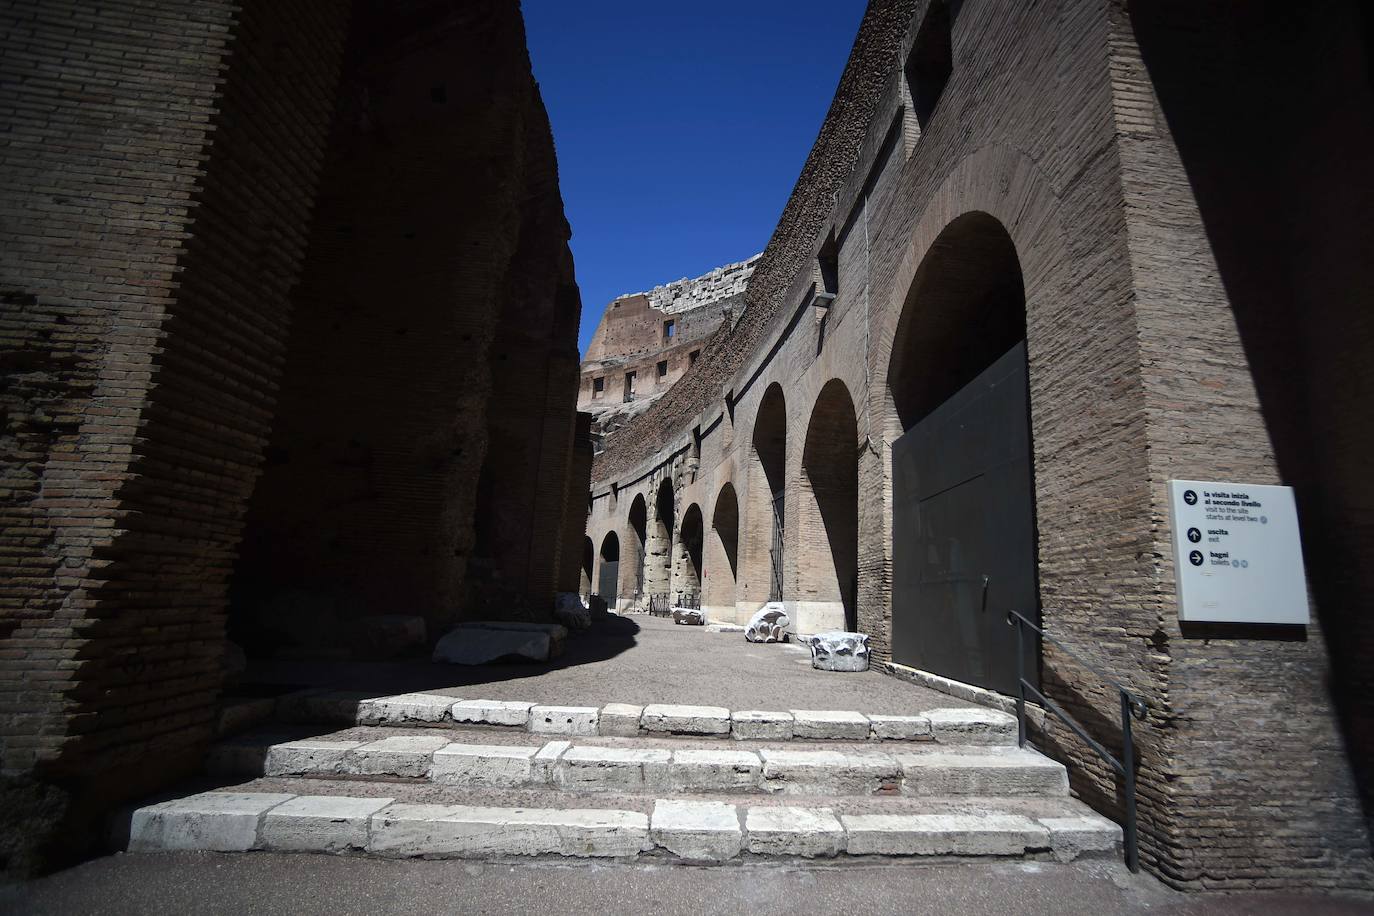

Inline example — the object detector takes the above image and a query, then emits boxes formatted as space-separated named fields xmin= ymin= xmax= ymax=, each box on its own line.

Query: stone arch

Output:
xmin=741 ymin=383 xmax=787 ymax=609
xmin=704 ymin=482 xmax=740 ymax=620
xmin=624 ymin=494 xmax=647 ymax=607
xmin=799 ymin=378 xmax=859 ymax=632
xmin=580 ymin=536 xmax=594 ymax=598
xmin=671 ymin=503 xmax=704 ymax=604
xmin=883 ymin=209 xmax=1037 ymax=693
xmin=644 ymin=477 xmax=675 ymax=601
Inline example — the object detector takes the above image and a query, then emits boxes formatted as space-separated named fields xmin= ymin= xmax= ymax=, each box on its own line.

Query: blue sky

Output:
xmin=521 ymin=1 xmax=868 ymax=355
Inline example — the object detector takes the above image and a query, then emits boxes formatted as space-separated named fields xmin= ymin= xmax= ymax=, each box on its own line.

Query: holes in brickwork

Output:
xmin=657 ymin=360 xmax=668 ymax=378
xmin=905 ymin=0 xmax=957 ymax=130
xmin=690 ymin=349 xmax=701 ymax=365
xmin=663 ymin=319 xmax=675 ymax=341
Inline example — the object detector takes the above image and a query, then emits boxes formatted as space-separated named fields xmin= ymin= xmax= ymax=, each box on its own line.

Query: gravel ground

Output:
xmin=241 ymin=614 xmax=974 ymax=715
xmin=6 ymin=853 xmax=1371 ymax=916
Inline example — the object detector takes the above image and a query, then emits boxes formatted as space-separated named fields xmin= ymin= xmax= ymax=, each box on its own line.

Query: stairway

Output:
xmin=118 ymin=695 xmax=1121 ymax=864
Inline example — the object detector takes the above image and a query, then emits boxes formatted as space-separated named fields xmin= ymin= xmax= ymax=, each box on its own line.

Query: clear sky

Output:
xmin=521 ymin=1 xmax=868 ymax=355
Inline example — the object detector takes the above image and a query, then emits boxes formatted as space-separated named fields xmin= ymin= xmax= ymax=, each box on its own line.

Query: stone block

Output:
xmin=924 ymin=708 xmax=1017 ymax=745
xmin=558 ymin=746 xmax=671 ymax=791
xmin=369 ymin=804 xmax=651 ymax=858
xmin=205 ymin=737 xmax=271 ymax=777
xmin=806 ymin=631 xmax=870 ymax=671
xmin=672 ymin=608 xmax=705 ymax=625
xmin=731 ymin=710 xmax=794 ymax=741
xmin=598 ymin=703 xmax=644 ymax=737
xmin=264 ymin=739 xmax=365 ymax=776
xmin=1040 ymin=815 xmax=1122 ymax=861
xmin=347 ymin=735 xmax=450 ymax=778
xmin=663 ymin=748 xmax=762 ymax=792
xmin=129 ymin=792 xmax=294 ymax=852
xmin=345 ymin=615 xmax=426 ymax=659
xmin=432 ymin=628 xmax=550 ymax=665
xmin=743 ymin=806 xmax=844 ymax=857
xmin=841 ymin=813 xmax=1048 ymax=856
xmin=450 ymin=699 xmax=533 ymax=728
xmin=261 ymin=795 xmax=394 ymax=852
xmin=897 ymin=748 xmax=1068 ymax=796
xmin=275 ymin=689 xmax=369 ymax=725
xmin=759 ymin=749 xmax=900 ymax=795
xmin=744 ymin=604 xmax=789 ymax=643
xmin=430 ymin=743 xmax=540 ymax=788
xmin=868 ymin=715 xmax=931 ymax=741
xmin=790 ymin=709 xmax=870 ymax=740
xmin=651 ymin=800 xmax=742 ymax=861
xmin=641 ymin=704 xmax=730 ymax=735
xmin=533 ymin=740 xmax=571 ymax=782
xmin=530 ymin=705 xmax=600 ymax=736
xmin=356 ymin=692 xmax=454 ymax=726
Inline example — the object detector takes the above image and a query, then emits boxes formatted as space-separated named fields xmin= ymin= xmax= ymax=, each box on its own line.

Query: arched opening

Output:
xmin=580 ymin=536 xmax=594 ymax=599
xmin=643 ymin=477 xmax=675 ymax=604
xmin=886 ymin=211 xmax=1036 ymax=694
xmin=597 ymin=531 xmax=620 ymax=605
xmin=672 ymin=503 xmax=704 ymax=605
xmin=625 ymin=494 xmax=647 ymax=608
xmin=705 ymin=483 xmax=740 ymax=620
xmin=742 ymin=384 xmax=788 ymax=611
xmin=800 ymin=379 xmax=859 ymax=632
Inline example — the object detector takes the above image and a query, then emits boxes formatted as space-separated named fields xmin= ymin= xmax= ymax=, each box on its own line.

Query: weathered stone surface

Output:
xmin=598 ymin=703 xmax=644 ymax=737
xmin=431 ymin=628 xmax=551 ymax=665
xmin=744 ymin=806 xmax=844 ymax=857
xmin=430 ymin=744 xmax=540 ymax=788
xmin=744 ymin=604 xmax=790 ymax=643
xmin=347 ymin=735 xmax=450 ymax=778
xmin=275 ymin=689 xmax=371 ymax=725
xmin=650 ymin=800 xmax=742 ymax=861
xmin=1040 ymin=815 xmax=1122 ymax=862
xmin=529 ymin=705 xmax=600 ymax=736
xmin=264 ymin=739 xmax=365 ymax=776
xmin=924 ymin=708 xmax=1018 ymax=745
xmin=557 ymin=746 xmax=671 ymax=792
xmin=553 ymin=592 xmax=591 ymax=630
xmin=357 ymin=692 xmax=454 ymax=726
xmin=129 ymin=792 xmax=294 ymax=852
xmin=790 ymin=709 xmax=870 ymax=740
xmin=664 ymin=749 xmax=761 ymax=792
xmin=704 ymin=624 xmax=745 ymax=634
xmin=730 ymin=710 xmax=794 ymax=741
xmin=759 ymin=748 xmax=899 ymax=795
xmin=450 ymin=699 xmax=533 ymax=728
xmin=672 ymin=608 xmax=705 ymax=625
xmin=261 ymin=795 xmax=394 ymax=852
xmin=806 ymin=631 xmax=870 ymax=671
xmin=868 ymin=714 xmax=931 ymax=741
xmin=368 ymin=804 xmax=651 ymax=858
xmin=641 ymin=704 xmax=731 ymax=735
xmin=841 ymin=813 xmax=1049 ymax=856
xmin=345 ymin=615 xmax=426 ymax=659
xmin=897 ymin=748 xmax=1068 ymax=797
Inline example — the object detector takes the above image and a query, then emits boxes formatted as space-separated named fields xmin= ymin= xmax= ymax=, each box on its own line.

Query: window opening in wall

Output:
xmin=593 ymin=376 xmax=605 ymax=398
xmin=690 ymin=349 xmax=701 ymax=365
xmin=657 ymin=360 xmax=668 ymax=378
xmin=818 ymin=232 xmax=839 ymax=300
xmin=663 ymin=319 xmax=676 ymax=342
xmin=905 ymin=0 xmax=955 ymax=129
xmin=623 ymin=370 xmax=637 ymax=402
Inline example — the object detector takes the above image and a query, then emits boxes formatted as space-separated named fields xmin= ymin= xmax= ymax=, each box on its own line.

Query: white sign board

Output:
xmin=1167 ymin=480 xmax=1309 ymax=625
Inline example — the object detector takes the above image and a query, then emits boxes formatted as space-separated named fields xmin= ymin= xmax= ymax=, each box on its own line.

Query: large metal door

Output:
xmin=768 ymin=490 xmax=784 ymax=601
xmin=891 ymin=341 xmax=1038 ymax=694
xmin=597 ymin=560 xmax=619 ymax=604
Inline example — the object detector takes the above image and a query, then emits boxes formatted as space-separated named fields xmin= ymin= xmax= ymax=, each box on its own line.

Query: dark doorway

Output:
xmin=598 ymin=532 xmax=619 ymax=603
xmin=753 ymin=384 xmax=787 ymax=603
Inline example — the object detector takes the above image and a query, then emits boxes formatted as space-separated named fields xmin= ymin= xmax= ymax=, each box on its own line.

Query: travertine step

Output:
xmin=268 ymin=690 xmax=1016 ymax=745
xmin=122 ymin=787 xmax=1120 ymax=863
xmin=207 ymin=727 xmax=1067 ymax=798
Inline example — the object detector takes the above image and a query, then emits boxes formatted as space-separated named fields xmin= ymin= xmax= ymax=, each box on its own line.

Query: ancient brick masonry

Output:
xmin=0 ymin=0 xmax=588 ymax=874
xmin=583 ymin=0 xmax=1374 ymax=894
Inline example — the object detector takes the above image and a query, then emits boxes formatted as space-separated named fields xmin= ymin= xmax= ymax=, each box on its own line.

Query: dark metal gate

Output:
xmin=891 ymin=341 xmax=1039 ymax=694
xmin=597 ymin=560 xmax=618 ymax=605
xmin=768 ymin=490 xmax=784 ymax=601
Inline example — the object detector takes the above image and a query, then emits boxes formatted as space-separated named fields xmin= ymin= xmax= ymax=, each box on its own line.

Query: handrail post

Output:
xmin=1014 ymin=614 xmax=1026 ymax=748
xmin=1121 ymin=688 xmax=1140 ymax=874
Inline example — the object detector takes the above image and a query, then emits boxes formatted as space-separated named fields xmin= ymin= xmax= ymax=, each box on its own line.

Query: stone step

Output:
xmin=208 ymin=729 xmax=1067 ymax=799
xmin=121 ymin=788 xmax=1120 ymax=863
xmin=271 ymin=690 xmax=1016 ymax=745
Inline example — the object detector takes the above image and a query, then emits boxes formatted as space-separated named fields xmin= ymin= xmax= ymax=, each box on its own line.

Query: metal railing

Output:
xmin=648 ymin=593 xmax=671 ymax=616
xmin=674 ymin=591 xmax=700 ymax=610
xmin=1006 ymin=609 xmax=1148 ymax=873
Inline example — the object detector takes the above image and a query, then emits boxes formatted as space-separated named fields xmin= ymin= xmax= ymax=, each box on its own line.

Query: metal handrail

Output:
xmin=1006 ymin=609 xmax=1148 ymax=873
